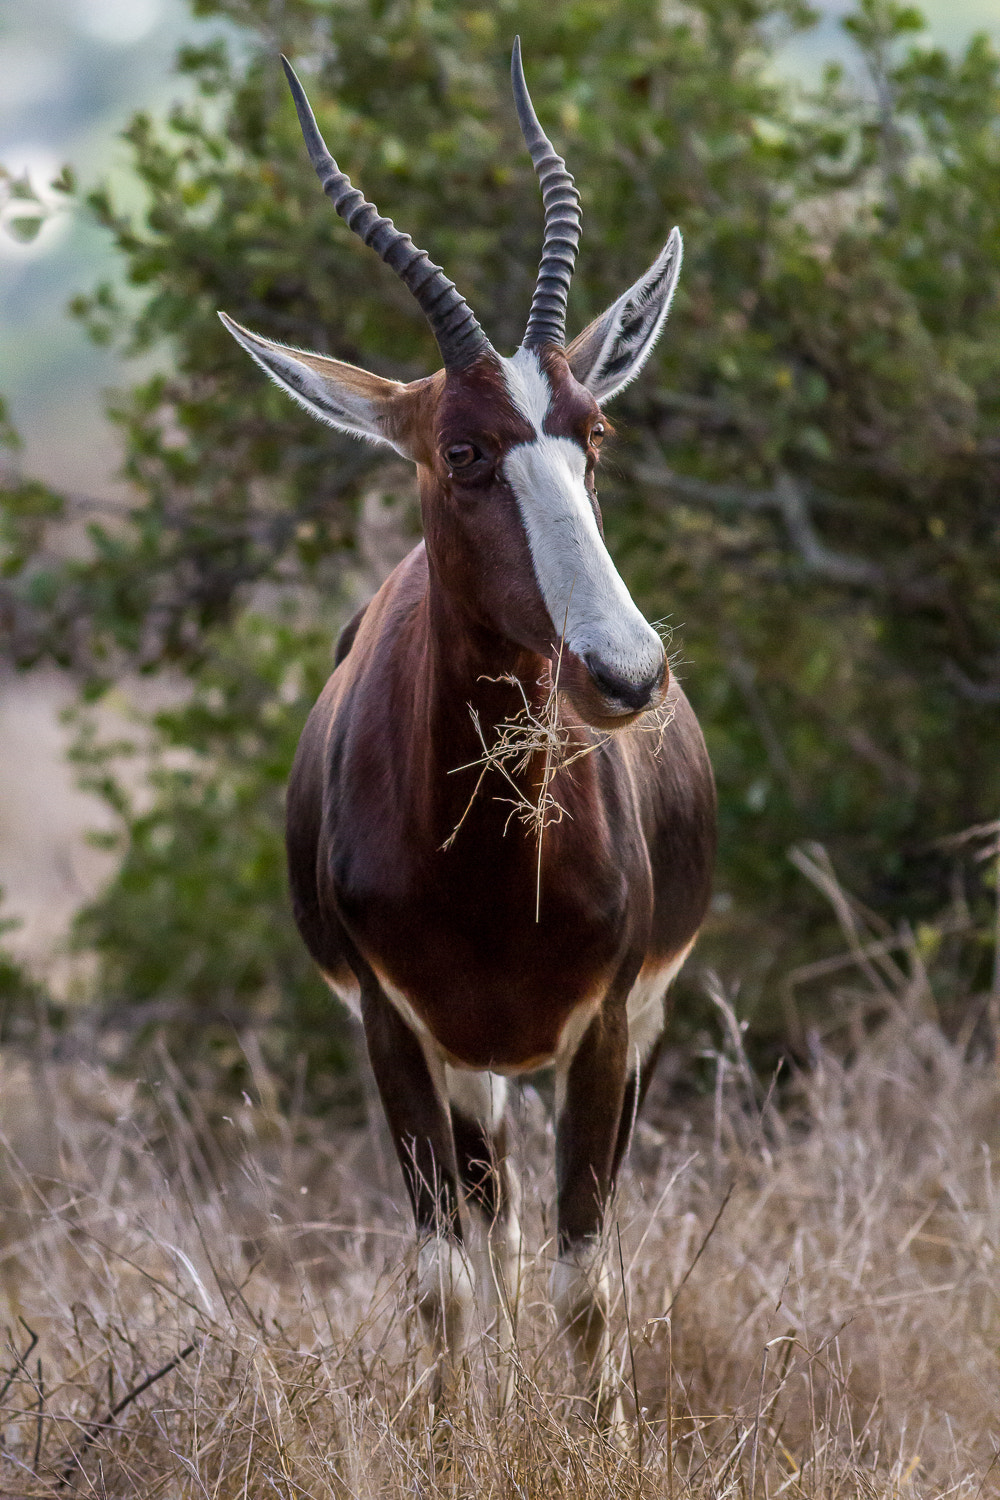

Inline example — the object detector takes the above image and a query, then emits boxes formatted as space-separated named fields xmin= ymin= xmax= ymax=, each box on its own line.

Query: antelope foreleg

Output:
xmin=360 ymin=983 xmax=472 ymax=1394
xmin=554 ymin=1002 xmax=629 ymax=1429
xmin=448 ymin=1068 xmax=523 ymax=1408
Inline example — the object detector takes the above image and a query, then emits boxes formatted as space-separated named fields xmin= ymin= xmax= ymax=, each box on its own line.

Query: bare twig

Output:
xmin=58 ymin=1340 xmax=199 ymax=1487
xmin=789 ymin=843 xmax=904 ymax=1000
xmin=0 ymin=1319 xmax=38 ymax=1406
xmin=32 ymin=1357 xmax=43 ymax=1474
xmin=783 ymin=905 xmax=973 ymax=1011
xmin=662 ymin=1182 xmax=735 ymax=1321
xmin=932 ymin=819 xmax=1000 ymax=857
xmin=635 ymin=459 xmax=779 ymax=513
xmin=637 ymin=458 xmax=950 ymax=607
xmin=616 ymin=1224 xmax=642 ymax=1485
xmin=773 ymin=471 xmax=884 ymax=589
xmin=943 ymin=659 xmax=1000 ymax=705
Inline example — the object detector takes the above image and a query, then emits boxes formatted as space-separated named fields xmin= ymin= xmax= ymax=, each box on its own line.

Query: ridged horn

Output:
xmin=280 ymin=55 xmax=492 ymax=371
xmin=511 ymin=37 xmax=582 ymax=349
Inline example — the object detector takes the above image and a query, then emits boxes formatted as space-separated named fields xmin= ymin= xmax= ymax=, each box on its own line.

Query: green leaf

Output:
xmin=3 ymin=212 xmax=45 ymax=243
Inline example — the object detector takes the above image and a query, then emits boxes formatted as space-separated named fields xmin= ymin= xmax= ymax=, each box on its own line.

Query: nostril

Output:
xmin=584 ymin=651 xmax=664 ymax=711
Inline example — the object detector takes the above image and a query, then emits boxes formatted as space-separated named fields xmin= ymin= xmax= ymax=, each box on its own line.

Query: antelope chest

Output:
xmin=333 ymin=817 xmax=643 ymax=1072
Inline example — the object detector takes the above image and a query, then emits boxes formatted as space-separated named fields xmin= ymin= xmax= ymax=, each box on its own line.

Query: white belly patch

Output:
xmin=625 ymin=939 xmax=696 ymax=1068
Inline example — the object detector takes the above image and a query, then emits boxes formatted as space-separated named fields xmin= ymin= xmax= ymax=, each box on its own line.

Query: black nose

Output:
xmin=584 ymin=651 xmax=664 ymax=711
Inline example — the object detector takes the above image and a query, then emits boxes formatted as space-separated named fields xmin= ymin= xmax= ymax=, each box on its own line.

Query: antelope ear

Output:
xmin=218 ymin=312 xmax=417 ymax=457
xmin=565 ymin=229 xmax=682 ymax=403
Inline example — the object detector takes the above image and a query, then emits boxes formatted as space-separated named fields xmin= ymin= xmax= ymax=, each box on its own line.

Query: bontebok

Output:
xmin=220 ymin=41 xmax=716 ymax=1423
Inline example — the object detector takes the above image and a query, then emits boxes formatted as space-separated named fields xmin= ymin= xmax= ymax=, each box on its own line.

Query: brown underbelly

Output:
xmin=397 ymin=969 xmax=609 ymax=1072
xmin=336 ymin=848 xmax=631 ymax=1069
xmin=320 ymin=938 xmax=614 ymax=1070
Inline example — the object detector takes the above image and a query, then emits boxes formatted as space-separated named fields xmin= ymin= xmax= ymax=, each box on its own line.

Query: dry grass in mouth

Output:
xmin=3 ymin=874 xmax=1000 ymax=1498
xmin=442 ymin=658 xmax=677 ymax=919
xmin=443 ymin=606 xmax=681 ymax=922
xmin=441 ymin=670 xmax=607 ymax=848
xmin=442 ymin=649 xmax=606 ymax=924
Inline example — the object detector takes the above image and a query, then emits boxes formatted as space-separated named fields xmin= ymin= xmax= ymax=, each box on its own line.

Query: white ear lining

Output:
xmin=568 ymin=229 xmax=683 ymax=403
xmin=218 ymin=312 xmax=406 ymax=453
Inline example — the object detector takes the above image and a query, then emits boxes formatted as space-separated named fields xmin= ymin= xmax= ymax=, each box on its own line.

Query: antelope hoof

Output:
xmin=416 ymin=1234 xmax=475 ymax=1395
xmin=552 ymin=1241 xmax=626 ymax=1432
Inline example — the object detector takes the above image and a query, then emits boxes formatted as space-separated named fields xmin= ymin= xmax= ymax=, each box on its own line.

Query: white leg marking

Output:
xmin=553 ymin=994 xmax=602 ymax=1122
xmin=322 ymin=964 xmax=443 ymax=1051
xmin=319 ymin=970 xmax=361 ymax=1019
xmin=445 ymin=1067 xmax=522 ymax=1407
xmin=552 ymin=944 xmax=694 ymax=1121
xmin=324 ymin=977 xmax=472 ymax=1389
xmin=416 ymin=1234 xmax=476 ymax=1387
xmin=552 ymin=1238 xmax=623 ymax=1426
xmin=549 ymin=944 xmax=696 ymax=1425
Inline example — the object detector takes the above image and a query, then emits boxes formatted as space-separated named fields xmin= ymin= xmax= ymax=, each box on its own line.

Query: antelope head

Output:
xmin=221 ymin=42 xmax=683 ymax=729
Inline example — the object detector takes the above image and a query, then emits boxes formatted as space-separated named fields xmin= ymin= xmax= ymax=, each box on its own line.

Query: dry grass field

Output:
xmin=3 ymin=941 xmax=1000 ymax=1500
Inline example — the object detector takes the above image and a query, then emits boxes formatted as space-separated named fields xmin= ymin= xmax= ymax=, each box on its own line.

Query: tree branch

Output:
xmin=635 ymin=458 xmax=778 ymax=512
xmin=772 ymin=471 xmax=885 ymax=588
xmin=943 ymin=659 xmax=1000 ymax=705
xmin=635 ymin=459 xmax=950 ymax=605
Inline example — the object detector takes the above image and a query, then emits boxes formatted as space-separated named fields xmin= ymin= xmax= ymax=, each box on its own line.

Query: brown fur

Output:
xmin=286 ymin=353 xmax=714 ymax=1268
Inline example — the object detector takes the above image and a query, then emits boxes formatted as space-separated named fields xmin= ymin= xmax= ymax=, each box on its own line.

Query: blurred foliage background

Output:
xmin=1 ymin=0 xmax=998 ymax=1097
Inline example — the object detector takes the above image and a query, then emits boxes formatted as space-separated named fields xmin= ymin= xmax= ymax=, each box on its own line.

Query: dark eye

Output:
xmin=445 ymin=442 xmax=481 ymax=471
xmin=590 ymin=422 xmax=605 ymax=448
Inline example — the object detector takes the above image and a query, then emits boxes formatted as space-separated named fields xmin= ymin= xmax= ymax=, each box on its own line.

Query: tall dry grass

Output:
xmin=2 ymin=873 xmax=1000 ymax=1496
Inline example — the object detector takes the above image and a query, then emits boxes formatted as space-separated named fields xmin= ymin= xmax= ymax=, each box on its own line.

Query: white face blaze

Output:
xmin=500 ymin=347 xmax=664 ymax=692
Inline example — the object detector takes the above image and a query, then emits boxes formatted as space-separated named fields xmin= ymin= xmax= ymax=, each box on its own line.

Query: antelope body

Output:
xmin=221 ymin=44 xmax=716 ymax=1419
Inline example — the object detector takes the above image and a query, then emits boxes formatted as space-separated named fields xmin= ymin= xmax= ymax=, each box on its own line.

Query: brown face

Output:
xmin=418 ymin=348 xmax=668 ymax=729
xmin=223 ymin=46 xmax=687 ymax=736
xmin=417 ymin=358 xmax=555 ymax=659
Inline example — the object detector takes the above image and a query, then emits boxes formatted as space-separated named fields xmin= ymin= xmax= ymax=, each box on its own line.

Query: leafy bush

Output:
xmin=68 ymin=610 xmax=356 ymax=1096
xmin=1 ymin=0 xmax=998 ymax=1072
xmin=0 ymin=894 xmax=45 ymax=1044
